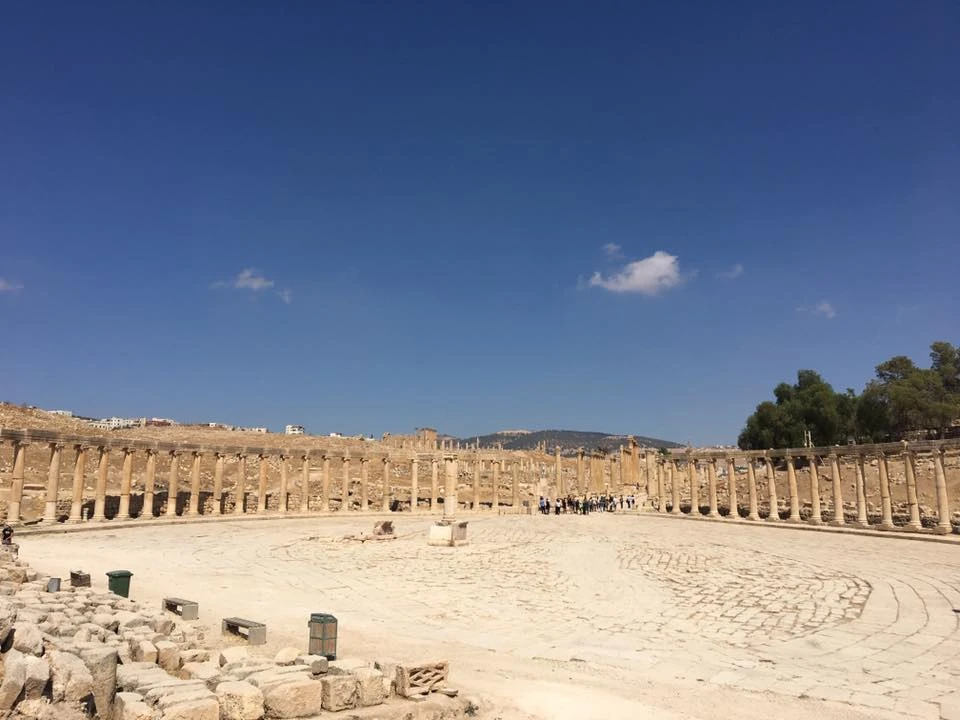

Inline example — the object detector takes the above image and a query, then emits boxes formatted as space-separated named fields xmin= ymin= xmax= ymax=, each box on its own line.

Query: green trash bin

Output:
xmin=106 ymin=570 xmax=133 ymax=598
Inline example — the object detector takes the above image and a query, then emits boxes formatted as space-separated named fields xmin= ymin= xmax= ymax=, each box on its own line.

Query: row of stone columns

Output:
xmin=3 ymin=440 xmax=546 ymax=523
xmin=648 ymin=448 xmax=952 ymax=534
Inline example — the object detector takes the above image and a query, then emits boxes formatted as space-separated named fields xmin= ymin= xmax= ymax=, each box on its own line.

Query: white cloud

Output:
xmin=716 ymin=263 xmax=744 ymax=280
xmin=602 ymin=243 xmax=623 ymax=259
xmin=278 ymin=289 xmax=293 ymax=304
xmin=588 ymin=250 xmax=684 ymax=296
xmin=815 ymin=301 xmax=836 ymax=319
xmin=796 ymin=300 xmax=837 ymax=319
xmin=233 ymin=268 xmax=274 ymax=291
xmin=0 ymin=278 xmax=23 ymax=292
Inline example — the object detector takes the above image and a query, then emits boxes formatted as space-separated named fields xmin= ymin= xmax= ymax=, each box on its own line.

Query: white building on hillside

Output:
xmin=285 ymin=424 xmax=305 ymax=435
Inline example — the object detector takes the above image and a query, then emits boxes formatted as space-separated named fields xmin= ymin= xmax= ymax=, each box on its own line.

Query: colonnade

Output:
xmin=0 ymin=429 xmax=542 ymax=524
xmin=641 ymin=441 xmax=955 ymax=534
xmin=2 ymin=429 xmax=956 ymax=535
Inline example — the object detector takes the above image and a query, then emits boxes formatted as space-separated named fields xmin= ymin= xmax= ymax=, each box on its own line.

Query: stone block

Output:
xmin=115 ymin=610 xmax=149 ymax=629
xmin=320 ymin=674 xmax=356 ymax=712
xmin=327 ymin=658 xmax=369 ymax=675
xmin=262 ymin=679 xmax=323 ymax=719
xmin=155 ymin=641 xmax=181 ymax=672
xmin=116 ymin=692 xmax=155 ymax=720
xmin=22 ymin=654 xmax=51 ymax=701
xmin=181 ymin=650 xmax=211 ymax=665
xmin=79 ymin=645 xmax=118 ymax=718
xmin=272 ymin=648 xmax=298 ymax=666
xmin=218 ymin=648 xmax=249 ymax=667
xmin=427 ymin=521 xmax=468 ymax=547
xmin=294 ymin=656 xmax=327 ymax=675
xmin=395 ymin=661 xmax=449 ymax=697
xmin=160 ymin=698 xmax=219 ymax=720
xmin=353 ymin=667 xmax=385 ymax=707
xmin=215 ymin=681 xmax=264 ymax=720
xmin=183 ymin=662 xmax=221 ymax=687
xmin=12 ymin=620 xmax=44 ymax=655
xmin=49 ymin=649 xmax=95 ymax=703
xmin=0 ymin=598 xmax=17 ymax=646
xmin=136 ymin=640 xmax=159 ymax=664
xmin=0 ymin=649 xmax=28 ymax=709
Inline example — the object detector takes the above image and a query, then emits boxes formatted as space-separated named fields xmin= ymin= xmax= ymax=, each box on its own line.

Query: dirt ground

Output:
xmin=19 ymin=513 xmax=960 ymax=720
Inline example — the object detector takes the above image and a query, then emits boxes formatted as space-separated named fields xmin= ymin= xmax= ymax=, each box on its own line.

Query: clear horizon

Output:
xmin=1 ymin=3 xmax=957 ymax=445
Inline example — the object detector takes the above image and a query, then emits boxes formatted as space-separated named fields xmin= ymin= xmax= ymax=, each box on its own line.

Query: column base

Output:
xmin=828 ymin=520 xmax=844 ymax=527
xmin=876 ymin=523 xmax=895 ymax=531
xmin=933 ymin=525 xmax=952 ymax=535
xmin=427 ymin=521 xmax=469 ymax=547
xmin=708 ymin=512 xmax=721 ymax=519
xmin=808 ymin=518 xmax=823 ymax=526
xmin=904 ymin=522 xmax=922 ymax=532
xmin=747 ymin=514 xmax=760 ymax=521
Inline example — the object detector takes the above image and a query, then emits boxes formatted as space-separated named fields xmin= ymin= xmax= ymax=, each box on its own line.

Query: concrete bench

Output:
xmin=221 ymin=616 xmax=266 ymax=645
xmin=162 ymin=597 xmax=199 ymax=621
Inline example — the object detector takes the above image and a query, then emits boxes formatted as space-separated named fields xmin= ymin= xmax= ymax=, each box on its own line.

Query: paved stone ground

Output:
xmin=21 ymin=513 xmax=960 ymax=719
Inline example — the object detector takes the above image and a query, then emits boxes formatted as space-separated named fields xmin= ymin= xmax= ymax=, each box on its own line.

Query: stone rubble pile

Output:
xmin=0 ymin=546 xmax=468 ymax=720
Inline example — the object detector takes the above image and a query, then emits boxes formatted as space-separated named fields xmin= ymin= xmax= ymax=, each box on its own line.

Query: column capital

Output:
xmin=193 ymin=449 xmax=204 ymax=457
xmin=50 ymin=442 xmax=65 ymax=451
xmin=827 ymin=451 xmax=839 ymax=461
xmin=75 ymin=442 xmax=91 ymax=452
xmin=215 ymin=450 xmax=227 ymax=459
xmin=169 ymin=449 xmax=182 ymax=457
xmin=13 ymin=440 xmax=31 ymax=448
xmin=144 ymin=447 xmax=158 ymax=456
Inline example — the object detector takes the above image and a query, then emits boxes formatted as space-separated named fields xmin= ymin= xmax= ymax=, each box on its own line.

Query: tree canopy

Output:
xmin=738 ymin=341 xmax=960 ymax=450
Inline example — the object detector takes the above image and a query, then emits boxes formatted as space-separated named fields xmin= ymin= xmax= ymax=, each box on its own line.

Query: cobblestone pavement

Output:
xmin=22 ymin=513 xmax=960 ymax=719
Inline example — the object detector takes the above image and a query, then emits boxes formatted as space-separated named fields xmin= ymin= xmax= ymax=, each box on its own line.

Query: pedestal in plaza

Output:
xmin=427 ymin=521 xmax=469 ymax=547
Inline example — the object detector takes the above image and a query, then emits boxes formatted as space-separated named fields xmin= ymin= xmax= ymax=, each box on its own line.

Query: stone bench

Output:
xmin=222 ymin=616 xmax=266 ymax=645
xmin=162 ymin=596 xmax=199 ymax=620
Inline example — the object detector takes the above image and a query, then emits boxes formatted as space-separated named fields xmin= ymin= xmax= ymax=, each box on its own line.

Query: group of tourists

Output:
xmin=537 ymin=494 xmax=638 ymax=515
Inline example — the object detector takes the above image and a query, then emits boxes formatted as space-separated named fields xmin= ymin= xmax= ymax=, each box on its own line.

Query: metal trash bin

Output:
xmin=307 ymin=613 xmax=337 ymax=660
xmin=106 ymin=570 xmax=133 ymax=598
xmin=46 ymin=577 xmax=61 ymax=593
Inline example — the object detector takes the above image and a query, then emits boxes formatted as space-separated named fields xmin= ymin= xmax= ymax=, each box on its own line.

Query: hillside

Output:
xmin=461 ymin=429 xmax=683 ymax=453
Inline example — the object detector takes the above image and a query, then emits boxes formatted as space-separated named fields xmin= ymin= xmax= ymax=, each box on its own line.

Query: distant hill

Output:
xmin=459 ymin=429 xmax=683 ymax=454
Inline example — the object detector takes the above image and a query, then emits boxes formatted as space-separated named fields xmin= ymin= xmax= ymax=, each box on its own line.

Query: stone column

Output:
xmin=360 ymin=458 xmax=369 ymax=512
xmin=430 ymin=456 xmax=439 ymax=511
xmin=257 ymin=455 xmax=269 ymax=513
xmin=93 ymin=446 xmax=109 ymax=522
xmin=492 ymin=460 xmax=500 ymax=511
xmin=165 ymin=450 xmax=180 ymax=517
xmin=512 ymin=461 xmax=520 ymax=509
xmin=707 ymin=459 xmax=720 ymax=518
xmin=854 ymin=454 xmax=868 ymax=527
xmin=807 ymin=455 xmax=822 ymax=525
xmin=933 ymin=448 xmax=951 ymax=534
xmin=118 ymin=447 xmax=134 ymax=520
xmin=382 ymin=457 xmax=392 ymax=512
xmin=7 ymin=441 xmax=28 ymax=524
xmin=726 ymin=457 xmax=738 ymax=519
xmin=213 ymin=453 xmax=225 ymax=515
xmin=278 ymin=455 xmax=288 ymax=514
xmin=746 ymin=460 xmax=760 ymax=521
xmin=555 ymin=447 xmax=563 ymax=496
xmin=764 ymin=458 xmax=779 ymax=521
xmin=143 ymin=449 xmax=157 ymax=518
xmin=44 ymin=442 xmax=64 ymax=523
xmin=443 ymin=454 xmax=458 ymax=521
xmin=576 ymin=448 xmax=585 ymax=494
xmin=688 ymin=459 xmax=699 ymax=516
xmin=341 ymin=456 xmax=351 ymax=511
xmin=301 ymin=455 xmax=313 ymax=513
xmin=234 ymin=454 xmax=247 ymax=515
xmin=320 ymin=454 xmax=330 ymax=512
xmin=69 ymin=445 xmax=87 ymax=523
xmin=669 ymin=460 xmax=680 ymax=515
xmin=472 ymin=459 xmax=481 ymax=509
xmin=605 ymin=454 xmax=614 ymax=493
xmin=828 ymin=453 xmax=844 ymax=526
xmin=188 ymin=451 xmax=202 ymax=516
xmin=646 ymin=451 xmax=656 ymax=497
xmin=410 ymin=457 xmax=419 ymax=512
xmin=786 ymin=455 xmax=801 ymax=522
xmin=656 ymin=459 xmax=666 ymax=512
xmin=877 ymin=451 xmax=894 ymax=529
xmin=630 ymin=439 xmax=639 ymax=489
xmin=901 ymin=443 xmax=921 ymax=531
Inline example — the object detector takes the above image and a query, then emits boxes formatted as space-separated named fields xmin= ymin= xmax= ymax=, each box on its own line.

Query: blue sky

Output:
xmin=1 ymin=2 xmax=957 ymax=445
